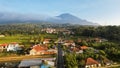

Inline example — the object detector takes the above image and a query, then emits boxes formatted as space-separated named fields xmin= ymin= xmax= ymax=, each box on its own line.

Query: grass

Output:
xmin=0 ymin=34 xmax=58 ymax=44
xmin=0 ymin=34 xmax=29 ymax=44
xmin=41 ymin=34 xmax=58 ymax=41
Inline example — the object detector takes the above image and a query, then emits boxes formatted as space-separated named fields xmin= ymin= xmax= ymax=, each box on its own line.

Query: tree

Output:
xmin=65 ymin=53 xmax=78 ymax=68
xmin=80 ymin=40 xmax=88 ymax=46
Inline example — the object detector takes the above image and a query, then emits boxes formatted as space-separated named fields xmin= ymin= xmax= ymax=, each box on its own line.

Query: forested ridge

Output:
xmin=0 ymin=24 xmax=120 ymax=42
xmin=72 ymin=26 xmax=120 ymax=42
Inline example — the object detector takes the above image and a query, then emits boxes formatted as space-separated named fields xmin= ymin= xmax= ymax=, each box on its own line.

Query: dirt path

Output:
xmin=0 ymin=55 xmax=52 ymax=62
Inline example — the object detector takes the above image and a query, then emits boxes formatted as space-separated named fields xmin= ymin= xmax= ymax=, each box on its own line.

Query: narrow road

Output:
xmin=57 ymin=43 xmax=64 ymax=68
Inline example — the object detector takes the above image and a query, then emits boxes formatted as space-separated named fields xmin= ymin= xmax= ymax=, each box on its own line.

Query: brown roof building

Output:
xmin=80 ymin=46 xmax=88 ymax=50
xmin=85 ymin=58 xmax=101 ymax=68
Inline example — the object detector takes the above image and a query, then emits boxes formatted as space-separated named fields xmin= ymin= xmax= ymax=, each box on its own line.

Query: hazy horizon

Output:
xmin=0 ymin=0 xmax=120 ymax=25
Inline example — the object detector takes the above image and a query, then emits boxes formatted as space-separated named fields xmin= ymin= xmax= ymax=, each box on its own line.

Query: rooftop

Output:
xmin=86 ymin=58 xmax=99 ymax=65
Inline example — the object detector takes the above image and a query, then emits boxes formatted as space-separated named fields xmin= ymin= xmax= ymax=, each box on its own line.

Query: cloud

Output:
xmin=0 ymin=12 xmax=52 ymax=21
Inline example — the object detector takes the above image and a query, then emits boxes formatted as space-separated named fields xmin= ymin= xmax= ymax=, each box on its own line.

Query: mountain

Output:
xmin=0 ymin=12 xmax=99 ymax=25
xmin=54 ymin=13 xmax=99 ymax=25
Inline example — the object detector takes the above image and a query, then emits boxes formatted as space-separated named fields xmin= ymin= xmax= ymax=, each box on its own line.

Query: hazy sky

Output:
xmin=0 ymin=0 xmax=120 ymax=25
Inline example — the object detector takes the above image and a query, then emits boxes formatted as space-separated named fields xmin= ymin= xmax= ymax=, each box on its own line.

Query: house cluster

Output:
xmin=0 ymin=42 xmax=23 ymax=52
xmin=63 ymin=40 xmax=75 ymax=47
xmin=43 ymin=39 xmax=52 ymax=44
xmin=62 ymin=39 xmax=111 ymax=68
xmin=62 ymin=40 xmax=90 ymax=53
xmin=29 ymin=44 xmax=57 ymax=55
xmin=29 ymin=38 xmax=57 ymax=55
xmin=41 ymin=28 xmax=73 ymax=35
xmin=41 ymin=28 xmax=56 ymax=34
xmin=0 ymin=38 xmax=57 ymax=56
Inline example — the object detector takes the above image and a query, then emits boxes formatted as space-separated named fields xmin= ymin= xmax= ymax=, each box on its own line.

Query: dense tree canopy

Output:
xmin=72 ymin=26 xmax=120 ymax=42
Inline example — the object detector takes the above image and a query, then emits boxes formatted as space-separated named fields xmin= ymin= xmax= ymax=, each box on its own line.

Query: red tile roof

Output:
xmin=80 ymin=46 xmax=88 ymax=50
xmin=33 ymin=45 xmax=48 ymax=52
xmin=43 ymin=39 xmax=51 ymax=43
xmin=0 ymin=42 xmax=18 ymax=47
xmin=78 ymin=39 xmax=82 ymax=42
xmin=43 ymin=40 xmax=50 ymax=43
xmin=11 ymin=42 xmax=18 ymax=44
xmin=71 ymin=47 xmax=79 ymax=51
xmin=86 ymin=58 xmax=99 ymax=65
xmin=0 ymin=44 xmax=8 ymax=46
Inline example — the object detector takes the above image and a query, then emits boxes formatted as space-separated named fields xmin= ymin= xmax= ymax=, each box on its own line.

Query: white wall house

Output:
xmin=0 ymin=44 xmax=8 ymax=52
xmin=7 ymin=43 xmax=20 ymax=51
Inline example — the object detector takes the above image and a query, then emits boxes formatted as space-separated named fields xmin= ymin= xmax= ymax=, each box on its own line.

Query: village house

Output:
xmin=0 ymin=44 xmax=8 ymax=52
xmin=0 ymin=35 xmax=5 ymax=37
xmin=70 ymin=46 xmax=88 ymax=54
xmin=30 ymin=44 xmax=47 ymax=55
xmin=18 ymin=58 xmax=56 ymax=68
xmin=62 ymin=30 xmax=71 ymax=35
xmin=7 ymin=42 xmax=22 ymax=51
xmin=93 ymin=38 xmax=102 ymax=42
xmin=92 ymin=38 xmax=108 ymax=43
xmin=18 ymin=59 xmax=42 ymax=68
xmin=71 ymin=45 xmax=88 ymax=53
xmin=71 ymin=47 xmax=79 ymax=52
xmin=41 ymin=28 xmax=56 ymax=34
xmin=63 ymin=40 xmax=75 ymax=47
xmin=68 ymin=45 xmax=94 ymax=54
xmin=77 ymin=38 xmax=82 ymax=43
xmin=30 ymin=44 xmax=57 ymax=55
xmin=43 ymin=39 xmax=51 ymax=44
xmin=0 ymin=42 xmax=23 ymax=52
xmin=80 ymin=45 xmax=89 ymax=50
xmin=70 ymin=47 xmax=84 ymax=54
xmin=85 ymin=58 xmax=101 ymax=68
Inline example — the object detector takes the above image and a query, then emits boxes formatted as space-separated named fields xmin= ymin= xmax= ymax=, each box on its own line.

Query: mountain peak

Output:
xmin=57 ymin=13 xmax=80 ymax=20
xmin=59 ymin=13 xmax=73 ymax=16
xmin=56 ymin=13 xmax=99 ymax=25
xmin=57 ymin=13 xmax=76 ymax=18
